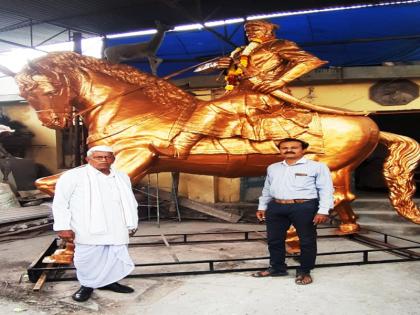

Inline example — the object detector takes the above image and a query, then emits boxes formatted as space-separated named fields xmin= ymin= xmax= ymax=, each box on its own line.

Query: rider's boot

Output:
xmin=150 ymin=132 xmax=202 ymax=159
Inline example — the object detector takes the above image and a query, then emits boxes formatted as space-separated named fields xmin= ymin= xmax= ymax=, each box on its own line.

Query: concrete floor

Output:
xmin=0 ymin=221 xmax=419 ymax=315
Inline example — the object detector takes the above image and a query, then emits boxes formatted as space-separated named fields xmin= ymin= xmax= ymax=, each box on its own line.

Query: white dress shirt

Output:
xmin=258 ymin=157 xmax=334 ymax=214
xmin=52 ymin=165 xmax=138 ymax=245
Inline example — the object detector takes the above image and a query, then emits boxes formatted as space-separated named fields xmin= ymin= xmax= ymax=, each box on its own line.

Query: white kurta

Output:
xmin=52 ymin=165 xmax=138 ymax=245
xmin=52 ymin=164 xmax=138 ymax=287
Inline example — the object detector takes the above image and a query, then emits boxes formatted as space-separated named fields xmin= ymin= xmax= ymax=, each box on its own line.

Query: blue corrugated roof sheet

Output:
xmin=105 ymin=3 xmax=420 ymax=77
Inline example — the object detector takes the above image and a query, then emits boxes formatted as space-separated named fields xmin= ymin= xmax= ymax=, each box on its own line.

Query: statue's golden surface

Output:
xmin=15 ymin=20 xmax=420 ymax=233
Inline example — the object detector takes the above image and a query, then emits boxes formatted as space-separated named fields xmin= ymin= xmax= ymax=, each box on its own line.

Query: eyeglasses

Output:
xmin=90 ymin=155 xmax=114 ymax=161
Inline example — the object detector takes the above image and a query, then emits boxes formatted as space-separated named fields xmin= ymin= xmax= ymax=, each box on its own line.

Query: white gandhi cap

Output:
xmin=87 ymin=145 xmax=114 ymax=156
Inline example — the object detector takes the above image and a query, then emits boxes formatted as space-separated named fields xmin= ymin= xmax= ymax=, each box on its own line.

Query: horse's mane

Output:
xmin=21 ymin=51 xmax=196 ymax=110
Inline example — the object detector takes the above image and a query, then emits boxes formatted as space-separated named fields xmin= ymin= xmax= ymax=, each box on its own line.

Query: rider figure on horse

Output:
xmin=151 ymin=19 xmax=327 ymax=159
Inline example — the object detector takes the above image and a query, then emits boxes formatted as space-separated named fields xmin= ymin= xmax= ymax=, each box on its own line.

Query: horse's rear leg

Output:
xmin=285 ymin=166 xmax=359 ymax=252
xmin=332 ymin=167 xmax=359 ymax=234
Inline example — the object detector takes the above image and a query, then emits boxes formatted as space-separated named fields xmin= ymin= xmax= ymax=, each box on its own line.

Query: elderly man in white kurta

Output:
xmin=52 ymin=145 xmax=138 ymax=302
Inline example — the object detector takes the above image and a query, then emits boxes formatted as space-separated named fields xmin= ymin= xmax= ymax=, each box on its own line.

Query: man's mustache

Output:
xmin=285 ymin=151 xmax=295 ymax=154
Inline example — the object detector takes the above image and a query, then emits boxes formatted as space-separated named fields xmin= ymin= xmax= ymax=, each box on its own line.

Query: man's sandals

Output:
xmin=252 ymin=268 xmax=313 ymax=285
xmin=252 ymin=267 xmax=288 ymax=277
xmin=295 ymin=273 xmax=313 ymax=285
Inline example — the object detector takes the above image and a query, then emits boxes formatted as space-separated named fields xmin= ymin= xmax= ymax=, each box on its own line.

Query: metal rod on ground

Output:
xmin=160 ymin=233 xmax=180 ymax=262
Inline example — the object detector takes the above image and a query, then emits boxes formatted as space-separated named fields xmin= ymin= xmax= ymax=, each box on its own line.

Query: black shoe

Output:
xmin=252 ymin=267 xmax=288 ymax=277
xmin=72 ymin=286 xmax=93 ymax=302
xmin=98 ymin=282 xmax=134 ymax=293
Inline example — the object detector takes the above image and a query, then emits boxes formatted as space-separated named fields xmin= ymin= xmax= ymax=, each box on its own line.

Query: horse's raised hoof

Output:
xmin=337 ymin=223 xmax=360 ymax=234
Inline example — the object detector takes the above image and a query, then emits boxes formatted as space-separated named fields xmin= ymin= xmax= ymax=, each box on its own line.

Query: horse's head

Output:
xmin=15 ymin=61 xmax=76 ymax=129
xmin=16 ymin=51 xmax=196 ymax=132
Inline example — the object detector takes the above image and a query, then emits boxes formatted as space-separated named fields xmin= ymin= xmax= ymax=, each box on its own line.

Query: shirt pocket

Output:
xmin=293 ymin=173 xmax=314 ymax=188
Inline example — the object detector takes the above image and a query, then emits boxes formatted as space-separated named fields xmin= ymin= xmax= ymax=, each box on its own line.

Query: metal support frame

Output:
xmin=135 ymin=174 xmax=161 ymax=226
xmin=170 ymin=172 xmax=181 ymax=222
xmin=135 ymin=173 xmax=181 ymax=226
xmin=27 ymin=227 xmax=420 ymax=283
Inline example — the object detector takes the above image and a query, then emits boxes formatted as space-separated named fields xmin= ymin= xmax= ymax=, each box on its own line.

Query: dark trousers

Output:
xmin=265 ymin=199 xmax=318 ymax=274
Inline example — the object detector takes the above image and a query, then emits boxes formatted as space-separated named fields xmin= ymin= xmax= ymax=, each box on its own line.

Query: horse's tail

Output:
xmin=379 ymin=131 xmax=420 ymax=224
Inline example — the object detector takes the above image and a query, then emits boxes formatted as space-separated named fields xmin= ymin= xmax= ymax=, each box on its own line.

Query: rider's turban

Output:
xmin=244 ymin=20 xmax=279 ymax=31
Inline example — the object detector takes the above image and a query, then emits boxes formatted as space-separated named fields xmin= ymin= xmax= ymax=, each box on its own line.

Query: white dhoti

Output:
xmin=74 ymin=244 xmax=134 ymax=288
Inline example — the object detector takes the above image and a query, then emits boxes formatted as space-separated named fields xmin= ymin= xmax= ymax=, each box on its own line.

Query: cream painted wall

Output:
xmin=1 ymin=104 xmax=58 ymax=173
xmin=290 ymin=80 xmax=420 ymax=112
xmin=217 ymin=177 xmax=240 ymax=202
xmin=139 ymin=172 xmax=231 ymax=203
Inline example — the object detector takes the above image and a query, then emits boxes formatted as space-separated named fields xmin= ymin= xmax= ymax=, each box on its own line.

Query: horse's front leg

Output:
xmin=113 ymin=145 xmax=156 ymax=185
xmin=35 ymin=145 xmax=156 ymax=196
xmin=285 ymin=167 xmax=360 ymax=254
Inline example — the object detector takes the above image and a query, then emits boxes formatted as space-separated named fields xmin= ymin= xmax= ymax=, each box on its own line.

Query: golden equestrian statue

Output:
xmin=15 ymin=20 xmax=420 ymax=235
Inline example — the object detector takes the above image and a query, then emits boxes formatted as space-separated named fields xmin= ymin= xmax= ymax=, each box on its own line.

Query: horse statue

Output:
xmin=15 ymin=52 xmax=420 ymax=234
